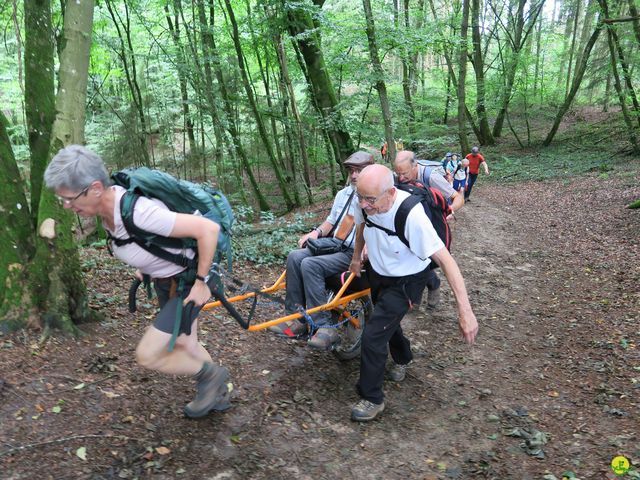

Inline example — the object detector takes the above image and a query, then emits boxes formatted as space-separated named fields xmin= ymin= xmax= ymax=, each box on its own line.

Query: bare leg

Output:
xmin=135 ymin=319 xmax=212 ymax=375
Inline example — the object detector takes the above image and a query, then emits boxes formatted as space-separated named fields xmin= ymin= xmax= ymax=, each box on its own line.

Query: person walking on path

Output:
xmin=464 ymin=146 xmax=489 ymax=202
xmin=44 ymin=145 xmax=231 ymax=419
xmin=348 ymin=164 xmax=478 ymax=422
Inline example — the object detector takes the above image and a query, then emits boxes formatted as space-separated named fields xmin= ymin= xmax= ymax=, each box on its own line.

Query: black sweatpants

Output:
xmin=356 ymin=266 xmax=430 ymax=404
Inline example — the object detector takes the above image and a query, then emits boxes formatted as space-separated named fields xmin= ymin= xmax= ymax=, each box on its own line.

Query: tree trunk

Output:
xmin=0 ymin=112 xmax=36 ymax=330
xmin=104 ymin=0 xmax=149 ymax=166
xmin=457 ymin=0 xmax=471 ymax=154
xmin=599 ymin=0 xmax=640 ymax=127
xmin=491 ymin=0 xmax=544 ymax=138
xmin=599 ymin=0 xmax=640 ymax=150
xmin=31 ymin=0 xmax=98 ymax=332
xmin=470 ymin=0 xmax=494 ymax=145
xmin=565 ymin=0 xmax=582 ymax=96
xmin=25 ymin=0 xmax=55 ymax=228
xmin=223 ymin=0 xmax=295 ymax=210
xmin=427 ymin=0 xmax=481 ymax=140
xmin=543 ymin=21 xmax=603 ymax=145
xmin=196 ymin=0 xmax=269 ymax=210
xmin=165 ymin=3 xmax=196 ymax=154
xmin=627 ymin=0 xmax=640 ymax=46
xmin=402 ymin=0 xmax=416 ymax=123
xmin=275 ymin=32 xmax=313 ymax=204
xmin=362 ymin=0 xmax=396 ymax=161
xmin=285 ymin=0 xmax=354 ymax=164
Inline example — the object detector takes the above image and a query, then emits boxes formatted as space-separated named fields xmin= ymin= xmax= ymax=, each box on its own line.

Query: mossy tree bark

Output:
xmin=285 ymin=0 xmax=354 ymax=165
xmin=25 ymin=0 xmax=56 ymax=228
xmin=30 ymin=0 xmax=100 ymax=333
xmin=0 ymin=112 xmax=36 ymax=331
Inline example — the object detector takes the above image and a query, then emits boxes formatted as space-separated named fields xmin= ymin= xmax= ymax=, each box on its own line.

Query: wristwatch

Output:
xmin=195 ymin=274 xmax=210 ymax=283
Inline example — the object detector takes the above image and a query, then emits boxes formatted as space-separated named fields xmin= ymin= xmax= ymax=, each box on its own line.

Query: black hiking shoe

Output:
xmin=184 ymin=363 xmax=231 ymax=418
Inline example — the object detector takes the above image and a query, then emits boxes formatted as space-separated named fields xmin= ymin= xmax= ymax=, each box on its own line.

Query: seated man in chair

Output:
xmin=269 ymin=151 xmax=375 ymax=349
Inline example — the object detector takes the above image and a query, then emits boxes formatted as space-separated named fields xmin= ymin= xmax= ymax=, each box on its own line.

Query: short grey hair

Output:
xmin=44 ymin=145 xmax=110 ymax=191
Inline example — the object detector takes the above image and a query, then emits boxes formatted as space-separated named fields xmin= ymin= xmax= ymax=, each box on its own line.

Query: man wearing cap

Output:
xmin=464 ymin=146 xmax=489 ymax=202
xmin=270 ymin=151 xmax=375 ymax=349
xmin=393 ymin=150 xmax=464 ymax=309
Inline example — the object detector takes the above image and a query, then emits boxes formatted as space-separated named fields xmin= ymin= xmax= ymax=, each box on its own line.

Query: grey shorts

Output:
xmin=153 ymin=277 xmax=202 ymax=336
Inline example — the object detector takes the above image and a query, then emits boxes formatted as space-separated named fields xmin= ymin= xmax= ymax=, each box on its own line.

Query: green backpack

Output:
xmin=110 ymin=167 xmax=234 ymax=277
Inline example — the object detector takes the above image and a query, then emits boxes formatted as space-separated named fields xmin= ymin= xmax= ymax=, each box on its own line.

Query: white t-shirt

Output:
xmin=106 ymin=185 xmax=192 ymax=278
xmin=454 ymin=164 xmax=469 ymax=181
xmin=326 ymin=185 xmax=358 ymax=247
xmin=354 ymin=190 xmax=444 ymax=277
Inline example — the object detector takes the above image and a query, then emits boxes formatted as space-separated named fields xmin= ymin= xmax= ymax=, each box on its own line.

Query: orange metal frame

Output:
xmin=203 ymin=270 xmax=370 ymax=332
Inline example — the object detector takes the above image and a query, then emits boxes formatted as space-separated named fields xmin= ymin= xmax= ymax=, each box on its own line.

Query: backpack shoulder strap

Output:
xmin=393 ymin=195 xmax=421 ymax=250
xmin=420 ymin=165 xmax=433 ymax=187
xmin=117 ymin=192 xmax=197 ymax=269
xmin=362 ymin=210 xmax=397 ymax=238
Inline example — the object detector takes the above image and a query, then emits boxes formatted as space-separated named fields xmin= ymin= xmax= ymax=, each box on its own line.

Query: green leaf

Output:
xmin=51 ymin=405 xmax=62 ymax=413
xmin=74 ymin=383 xmax=85 ymax=390
xmin=76 ymin=446 xmax=87 ymax=460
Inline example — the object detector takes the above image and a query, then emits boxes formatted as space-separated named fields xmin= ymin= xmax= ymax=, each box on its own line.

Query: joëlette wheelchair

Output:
xmin=202 ymin=269 xmax=371 ymax=360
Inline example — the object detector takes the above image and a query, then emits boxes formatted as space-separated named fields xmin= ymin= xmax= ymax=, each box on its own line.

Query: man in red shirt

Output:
xmin=464 ymin=146 xmax=490 ymax=202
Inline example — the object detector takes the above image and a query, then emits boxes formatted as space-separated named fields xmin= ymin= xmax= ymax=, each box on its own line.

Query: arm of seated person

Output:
xmin=298 ymin=221 xmax=333 ymax=248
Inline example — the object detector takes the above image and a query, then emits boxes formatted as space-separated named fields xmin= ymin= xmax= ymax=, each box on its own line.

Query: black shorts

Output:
xmin=153 ymin=277 xmax=202 ymax=336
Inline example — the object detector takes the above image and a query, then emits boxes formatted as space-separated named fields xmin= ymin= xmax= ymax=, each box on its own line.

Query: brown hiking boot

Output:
xmin=268 ymin=319 xmax=307 ymax=338
xmin=184 ymin=363 xmax=231 ymax=418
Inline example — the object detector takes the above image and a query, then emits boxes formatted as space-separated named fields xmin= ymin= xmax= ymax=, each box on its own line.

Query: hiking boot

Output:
xmin=184 ymin=363 xmax=231 ymax=419
xmin=351 ymin=399 xmax=385 ymax=422
xmin=307 ymin=327 xmax=339 ymax=350
xmin=426 ymin=287 xmax=441 ymax=309
xmin=268 ymin=319 xmax=307 ymax=338
xmin=388 ymin=362 xmax=409 ymax=382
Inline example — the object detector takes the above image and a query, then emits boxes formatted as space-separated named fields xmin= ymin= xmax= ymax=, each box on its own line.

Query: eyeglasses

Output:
xmin=356 ymin=189 xmax=388 ymax=205
xmin=56 ymin=186 xmax=90 ymax=205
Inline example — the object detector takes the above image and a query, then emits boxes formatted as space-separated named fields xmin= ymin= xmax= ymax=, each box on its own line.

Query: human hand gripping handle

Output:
xmin=183 ymin=280 xmax=212 ymax=307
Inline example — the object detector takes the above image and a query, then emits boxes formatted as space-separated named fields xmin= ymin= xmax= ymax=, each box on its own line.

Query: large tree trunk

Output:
xmin=543 ymin=21 xmax=603 ymax=146
xmin=28 ymin=0 xmax=98 ymax=333
xmin=457 ymin=0 xmax=471 ymax=154
xmin=362 ymin=0 xmax=396 ymax=161
xmin=0 ymin=112 xmax=36 ymax=330
xmin=285 ymin=0 xmax=354 ymax=165
xmin=25 ymin=0 xmax=55 ymax=227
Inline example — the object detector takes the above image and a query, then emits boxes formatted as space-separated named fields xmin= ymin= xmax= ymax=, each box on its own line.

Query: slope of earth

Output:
xmin=1 ymin=170 xmax=638 ymax=479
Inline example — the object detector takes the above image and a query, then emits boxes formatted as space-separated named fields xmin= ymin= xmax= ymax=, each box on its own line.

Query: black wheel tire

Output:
xmin=333 ymin=295 xmax=371 ymax=361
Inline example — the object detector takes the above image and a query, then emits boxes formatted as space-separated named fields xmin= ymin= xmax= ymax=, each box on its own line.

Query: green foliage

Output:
xmin=233 ymin=207 xmax=314 ymax=265
xmin=489 ymin=145 xmax=632 ymax=183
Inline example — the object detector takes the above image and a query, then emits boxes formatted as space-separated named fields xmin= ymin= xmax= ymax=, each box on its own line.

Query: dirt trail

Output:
xmin=1 ymin=173 xmax=638 ymax=479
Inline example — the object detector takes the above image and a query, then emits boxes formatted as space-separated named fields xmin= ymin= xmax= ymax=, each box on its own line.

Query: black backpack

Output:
xmin=363 ymin=183 xmax=452 ymax=266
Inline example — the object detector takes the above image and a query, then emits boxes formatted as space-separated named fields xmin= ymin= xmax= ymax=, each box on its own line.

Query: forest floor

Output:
xmin=1 ymin=169 xmax=639 ymax=480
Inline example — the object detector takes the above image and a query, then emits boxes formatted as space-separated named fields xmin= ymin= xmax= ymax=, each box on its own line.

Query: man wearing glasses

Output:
xmin=348 ymin=164 xmax=478 ymax=421
xmin=393 ymin=150 xmax=465 ymax=310
xmin=269 ymin=151 xmax=375 ymax=350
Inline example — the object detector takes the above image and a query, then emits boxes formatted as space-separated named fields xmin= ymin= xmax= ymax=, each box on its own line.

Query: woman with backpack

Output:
xmin=44 ymin=145 xmax=232 ymax=419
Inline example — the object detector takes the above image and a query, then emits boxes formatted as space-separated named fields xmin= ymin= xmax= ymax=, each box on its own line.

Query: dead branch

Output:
xmin=0 ymin=434 xmax=141 ymax=457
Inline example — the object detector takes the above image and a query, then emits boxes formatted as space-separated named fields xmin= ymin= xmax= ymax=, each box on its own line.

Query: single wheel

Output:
xmin=332 ymin=295 xmax=371 ymax=361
